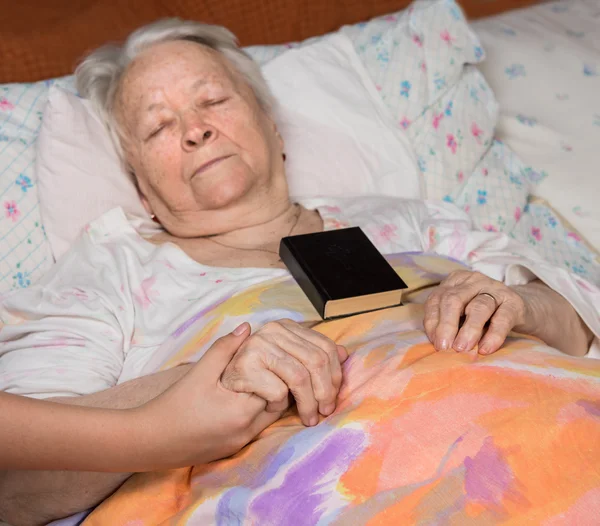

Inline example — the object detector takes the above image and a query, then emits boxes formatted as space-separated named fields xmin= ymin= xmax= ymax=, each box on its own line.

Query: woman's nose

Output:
xmin=181 ymin=120 xmax=216 ymax=151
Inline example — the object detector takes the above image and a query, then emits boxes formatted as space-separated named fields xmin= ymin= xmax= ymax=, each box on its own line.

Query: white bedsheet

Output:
xmin=473 ymin=0 xmax=600 ymax=251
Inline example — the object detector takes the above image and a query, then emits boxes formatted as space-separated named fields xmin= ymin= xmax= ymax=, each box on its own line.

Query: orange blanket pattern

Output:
xmin=84 ymin=255 xmax=600 ymax=525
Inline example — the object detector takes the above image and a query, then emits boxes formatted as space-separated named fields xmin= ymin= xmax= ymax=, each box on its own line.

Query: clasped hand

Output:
xmin=142 ymin=320 xmax=347 ymax=469
xmin=221 ymin=319 xmax=348 ymax=426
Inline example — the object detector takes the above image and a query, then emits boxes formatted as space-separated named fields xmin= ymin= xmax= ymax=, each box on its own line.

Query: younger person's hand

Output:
xmin=134 ymin=323 xmax=284 ymax=469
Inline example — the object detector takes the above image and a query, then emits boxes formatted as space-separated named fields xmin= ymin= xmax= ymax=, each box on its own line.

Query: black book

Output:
xmin=279 ymin=226 xmax=408 ymax=319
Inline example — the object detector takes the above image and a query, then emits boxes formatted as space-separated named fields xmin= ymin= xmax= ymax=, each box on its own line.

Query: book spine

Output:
xmin=279 ymin=240 xmax=327 ymax=318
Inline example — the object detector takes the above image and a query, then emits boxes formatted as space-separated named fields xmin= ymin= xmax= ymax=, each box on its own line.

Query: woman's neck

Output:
xmin=206 ymin=202 xmax=303 ymax=250
xmin=148 ymin=203 xmax=323 ymax=269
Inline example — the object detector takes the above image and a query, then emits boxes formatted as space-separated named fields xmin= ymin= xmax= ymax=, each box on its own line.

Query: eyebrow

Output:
xmin=145 ymin=103 xmax=164 ymax=113
xmin=144 ymin=79 xmax=210 ymax=113
xmin=191 ymin=78 xmax=208 ymax=90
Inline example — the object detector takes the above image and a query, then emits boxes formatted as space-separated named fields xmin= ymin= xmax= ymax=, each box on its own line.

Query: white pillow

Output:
xmin=266 ymin=34 xmax=421 ymax=200
xmin=36 ymin=33 xmax=420 ymax=261
xmin=36 ymin=92 xmax=159 ymax=260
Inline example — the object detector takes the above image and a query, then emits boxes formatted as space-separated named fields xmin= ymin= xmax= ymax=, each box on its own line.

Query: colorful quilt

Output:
xmin=83 ymin=254 xmax=600 ymax=525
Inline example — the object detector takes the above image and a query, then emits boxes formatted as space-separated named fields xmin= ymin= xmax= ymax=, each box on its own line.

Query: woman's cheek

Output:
xmin=149 ymin=143 xmax=181 ymax=181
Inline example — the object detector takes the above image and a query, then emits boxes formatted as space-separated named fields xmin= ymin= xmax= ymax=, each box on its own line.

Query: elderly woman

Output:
xmin=1 ymin=19 xmax=598 ymax=526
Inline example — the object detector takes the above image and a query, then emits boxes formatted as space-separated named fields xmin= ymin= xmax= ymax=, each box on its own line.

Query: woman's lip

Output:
xmin=193 ymin=155 xmax=232 ymax=177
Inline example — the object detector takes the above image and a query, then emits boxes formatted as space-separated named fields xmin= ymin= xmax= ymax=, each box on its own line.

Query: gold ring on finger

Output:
xmin=477 ymin=292 xmax=498 ymax=310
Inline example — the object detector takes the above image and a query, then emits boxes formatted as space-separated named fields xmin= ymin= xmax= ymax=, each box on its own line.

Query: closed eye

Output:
xmin=148 ymin=126 xmax=163 ymax=138
xmin=146 ymin=122 xmax=169 ymax=141
xmin=207 ymin=97 xmax=229 ymax=107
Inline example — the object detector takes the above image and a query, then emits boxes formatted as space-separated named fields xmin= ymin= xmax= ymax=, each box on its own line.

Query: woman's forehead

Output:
xmin=121 ymin=41 xmax=234 ymax=99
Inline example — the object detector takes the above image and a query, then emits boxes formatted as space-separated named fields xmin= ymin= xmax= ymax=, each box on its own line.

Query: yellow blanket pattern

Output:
xmin=85 ymin=255 xmax=600 ymax=525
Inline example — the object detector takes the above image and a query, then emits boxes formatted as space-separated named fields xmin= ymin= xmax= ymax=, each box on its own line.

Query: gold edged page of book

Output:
xmin=324 ymin=290 xmax=403 ymax=318
xmin=401 ymin=282 xmax=440 ymax=304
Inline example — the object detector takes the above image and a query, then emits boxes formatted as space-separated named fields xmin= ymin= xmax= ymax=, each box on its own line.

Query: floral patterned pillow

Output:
xmin=344 ymin=0 xmax=532 ymax=235
xmin=0 ymin=81 xmax=54 ymax=293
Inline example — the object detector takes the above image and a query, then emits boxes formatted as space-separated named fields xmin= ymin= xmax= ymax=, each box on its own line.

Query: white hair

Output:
xmin=75 ymin=18 xmax=274 ymax=160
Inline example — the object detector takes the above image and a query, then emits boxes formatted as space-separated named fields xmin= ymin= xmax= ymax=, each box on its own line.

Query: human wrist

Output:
xmin=510 ymin=282 xmax=541 ymax=336
xmin=126 ymin=367 xmax=201 ymax=471
xmin=125 ymin=403 xmax=183 ymax=471
xmin=510 ymin=280 xmax=592 ymax=355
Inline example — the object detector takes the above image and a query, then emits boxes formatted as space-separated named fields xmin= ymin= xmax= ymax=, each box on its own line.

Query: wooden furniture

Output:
xmin=0 ymin=0 xmax=543 ymax=82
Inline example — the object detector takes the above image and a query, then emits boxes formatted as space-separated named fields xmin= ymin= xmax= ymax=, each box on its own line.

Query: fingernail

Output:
xmin=453 ymin=339 xmax=466 ymax=352
xmin=479 ymin=345 xmax=490 ymax=355
xmin=309 ymin=416 xmax=319 ymax=427
xmin=437 ymin=338 xmax=449 ymax=351
xmin=233 ymin=323 xmax=249 ymax=336
xmin=321 ymin=403 xmax=335 ymax=416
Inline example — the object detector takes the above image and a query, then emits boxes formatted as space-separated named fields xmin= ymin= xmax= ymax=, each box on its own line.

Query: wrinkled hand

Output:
xmin=221 ymin=319 xmax=348 ymax=426
xmin=424 ymin=270 xmax=526 ymax=355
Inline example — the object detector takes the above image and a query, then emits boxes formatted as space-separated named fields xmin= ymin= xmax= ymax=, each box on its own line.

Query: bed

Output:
xmin=1 ymin=0 xmax=599 ymax=525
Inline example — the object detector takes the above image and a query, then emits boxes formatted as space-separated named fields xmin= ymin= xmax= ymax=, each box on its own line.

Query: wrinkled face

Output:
xmin=116 ymin=40 xmax=287 ymax=237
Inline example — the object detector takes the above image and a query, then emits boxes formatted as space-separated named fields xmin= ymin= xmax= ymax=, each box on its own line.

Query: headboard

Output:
xmin=1 ymin=0 xmax=543 ymax=83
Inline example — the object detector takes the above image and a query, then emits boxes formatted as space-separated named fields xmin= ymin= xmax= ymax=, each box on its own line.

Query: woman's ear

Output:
xmin=274 ymin=126 xmax=285 ymax=154
xmin=140 ymin=194 xmax=160 ymax=223
xmin=139 ymin=194 xmax=154 ymax=217
xmin=127 ymin=166 xmax=154 ymax=217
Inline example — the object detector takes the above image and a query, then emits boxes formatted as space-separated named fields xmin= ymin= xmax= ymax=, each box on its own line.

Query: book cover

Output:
xmin=279 ymin=227 xmax=408 ymax=319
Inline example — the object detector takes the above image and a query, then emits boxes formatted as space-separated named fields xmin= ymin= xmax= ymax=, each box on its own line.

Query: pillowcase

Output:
xmin=36 ymin=90 xmax=159 ymax=259
xmin=265 ymin=33 xmax=421 ymax=199
xmin=0 ymin=81 xmax=55 ymax=293
xmin=37 ymin=33 xmax=421 ymax=261
xmin=473 ymin=0 xmax=600 ymax=251
xmin=346 ymin=0 xmax=536 ymax=235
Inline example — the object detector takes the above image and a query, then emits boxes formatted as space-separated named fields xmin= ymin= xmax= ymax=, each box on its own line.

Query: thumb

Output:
xmin=337 ymin=345 xmax=349 ymax=363
xmin=197 ymin=323 xmax=251 ymax=380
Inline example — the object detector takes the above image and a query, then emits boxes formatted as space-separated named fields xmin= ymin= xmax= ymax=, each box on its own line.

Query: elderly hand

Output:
xmin=221 ymin=319 xmax=348 ymax=427
xmin=424 ymin=270 xmax=527 ymax=355
xmin=424 ymin=271 xmax=594 ymax=357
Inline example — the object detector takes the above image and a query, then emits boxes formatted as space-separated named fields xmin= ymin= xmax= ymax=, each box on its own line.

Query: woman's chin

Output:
xmin=192 ymin=172 xmax=252 ymax=211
